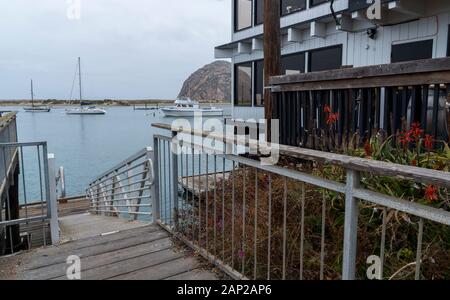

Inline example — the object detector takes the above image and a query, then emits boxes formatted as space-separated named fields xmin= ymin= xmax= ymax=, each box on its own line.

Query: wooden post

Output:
xmin=264 ymin=0 xmax=281 ymax=142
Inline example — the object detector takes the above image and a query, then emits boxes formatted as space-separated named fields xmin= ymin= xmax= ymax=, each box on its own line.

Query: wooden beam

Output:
xmin=287 ymin=27 xmax=303 ymax=43
xmin=270 ymin=57 xmax=450 ymax=85
xmin=252 ymin=38 xmax=263 ymax=51
xmin=388 ymin=0 xmax=424 ymax=17
xmin=237 ymin=42 xmax=252 ymax=54
xmin=310 ymin=21 xmax=326 ymax=38
xmin=264 ymin=0 xmax=281 ymax=142
xmin=336 ymin=14 xmax=353 ymax=32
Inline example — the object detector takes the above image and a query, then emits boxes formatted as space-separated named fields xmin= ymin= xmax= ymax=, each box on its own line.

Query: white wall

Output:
xmin=231 ymin=12 xmax=450 ymax=121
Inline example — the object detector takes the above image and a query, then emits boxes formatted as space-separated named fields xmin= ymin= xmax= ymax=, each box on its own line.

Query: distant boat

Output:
xmin=160 ymin=98 xmax=223 ymax=117
xmin=66 ymin=57 xmax=106 ymax=115
xmin=23 ymin=80 xmax=51 ymax=112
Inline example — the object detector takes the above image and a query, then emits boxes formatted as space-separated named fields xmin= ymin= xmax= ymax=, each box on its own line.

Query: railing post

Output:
xmin=171 ymin=131 xmax=179 ymax=228
xmin=151 ymin=141 xmax=160 ymax=222
xmin=342 ymin=169 xmax=360 ymax=280
xmin=47 ymin=154 xmax=60 ymax=246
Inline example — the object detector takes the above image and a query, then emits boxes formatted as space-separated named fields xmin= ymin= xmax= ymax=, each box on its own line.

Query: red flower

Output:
xmin=324 ymin=104 xmax=332 ymax=113
xmin=425 ymin=185 xmax=438 ymax=202
xmin=424 ymin=134 xmax=434 ymax=150
xmin=364 ymin=141 xmax=372 ymax=157
xmin=410 ymin=122 xmax=424 ymax=139
xmin=411 ymin=159 xmax=417 ymax=167
xmin=399 ymin=130 xmax=413 ymax=147
xmin=327 ymin=113 xmax=339 ymax=125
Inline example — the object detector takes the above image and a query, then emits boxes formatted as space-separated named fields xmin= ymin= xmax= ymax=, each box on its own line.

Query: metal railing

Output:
xmin=151 ymin=123 xmax=450 ymax=280
xmin=86 ymin=147 xmax=154 ymax=221
xmin=1 ymin=142 xmax=60 ymax=255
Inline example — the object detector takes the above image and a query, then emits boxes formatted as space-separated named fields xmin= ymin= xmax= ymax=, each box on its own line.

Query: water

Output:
xmin=2 ymin=105 xmax=231 ymax=199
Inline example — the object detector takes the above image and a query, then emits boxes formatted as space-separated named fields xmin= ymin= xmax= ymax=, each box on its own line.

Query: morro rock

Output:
xmin=178 ymin=60 xmax=231 ymax=102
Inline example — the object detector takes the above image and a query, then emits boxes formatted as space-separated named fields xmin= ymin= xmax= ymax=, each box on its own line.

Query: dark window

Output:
xmin=235 ymin=63 xmax=253 ymax=106
xmin=310 ymin=0 xmax=328 ymax=7
xmin=255 ymin=0 xmax=264 ymax=25
xmin=254 ymin=60 xmax=264 ymax=106
xmin=447 ymin=25 xmax=450 ymax=56
xmin=281 ymin=0 xmax=306 ymax=16
xmin=282 ymin=52 xmax=306 ymax=74
xmin=235 ymin=0 xmax=253 ymax=31
xmin=309 ymin=46 xmax=343 ymax=72
xmin=391 ymin=40 xmax=433 ymax=63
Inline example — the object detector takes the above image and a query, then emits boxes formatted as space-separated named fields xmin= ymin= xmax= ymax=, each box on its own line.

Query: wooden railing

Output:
xmin=269 ymin=58 xmax=450 ymax=150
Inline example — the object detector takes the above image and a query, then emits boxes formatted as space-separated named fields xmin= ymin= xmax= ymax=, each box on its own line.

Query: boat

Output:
xmin=23 ymin=80 xmax=51 ymax=112
xmin=66 ymin=57 xmax=106 ymax=115
xmin=160 ymin=98 xmax=223 ymax=117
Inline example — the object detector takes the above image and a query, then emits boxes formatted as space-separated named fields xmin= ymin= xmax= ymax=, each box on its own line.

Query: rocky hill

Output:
xmin=178 ymin=60 xmax=231 ymax=102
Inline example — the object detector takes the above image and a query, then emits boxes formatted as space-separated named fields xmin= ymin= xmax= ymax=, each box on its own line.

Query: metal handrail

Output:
xmin=1 ymin=141 xmax=60 ymax=255
xmin=86 ymin=147 xmax=155 ymax=221
xmin=151 ymin=125 xmax=450 ymax=280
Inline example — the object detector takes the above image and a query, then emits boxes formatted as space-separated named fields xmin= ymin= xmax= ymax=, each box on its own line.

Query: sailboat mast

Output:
xmin=78 ymin=57 xmax=82 ymax=102
xmin=31 ymin=79 xmax=34 ymax=107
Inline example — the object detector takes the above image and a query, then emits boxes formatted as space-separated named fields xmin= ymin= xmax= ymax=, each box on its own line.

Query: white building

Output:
xmin=215 ymin=0 xmax=450 ymax=121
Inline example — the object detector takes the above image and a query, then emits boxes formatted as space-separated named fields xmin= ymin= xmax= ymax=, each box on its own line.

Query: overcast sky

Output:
xmin=0 ymin=0 xmax=231 ymax=100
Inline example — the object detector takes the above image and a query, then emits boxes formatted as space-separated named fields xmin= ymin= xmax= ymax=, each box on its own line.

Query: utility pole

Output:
xmin=264 ymin=0 xmax=281 ymax=142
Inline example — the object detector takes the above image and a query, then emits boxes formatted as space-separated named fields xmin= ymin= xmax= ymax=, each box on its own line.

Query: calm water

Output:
xmin=2 ymin=105 xmax=231 ymax=199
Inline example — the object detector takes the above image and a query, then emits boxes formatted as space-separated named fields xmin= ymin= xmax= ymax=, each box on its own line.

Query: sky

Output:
xmin=0 ymin=0 xmax=231 ymax=100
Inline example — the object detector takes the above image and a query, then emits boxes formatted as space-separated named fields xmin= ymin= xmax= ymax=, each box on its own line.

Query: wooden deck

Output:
xmin=0 ymin=208 xmax=218 ymax=280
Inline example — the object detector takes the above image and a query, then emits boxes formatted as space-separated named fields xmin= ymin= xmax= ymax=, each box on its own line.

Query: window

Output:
xmin=309 ymin=46 xmax=342 ymax=72
xmin=235 ymin=0 xmax=253 ymax=31
xmin=254 ymin=60 xmax=264 ymax=106
xmin=235 ymin=63 xmax=253 ymax=106
xmin=255 ymin=0 xmax=307 ymax=25
xmin=447 ymin=25 xmax=450 ymax=57
xmin=255 ymin=0 xmax=264 ymax=25
xmin=281 ymin=0 xmax=306 ymax=16
xmin=282 ymin=52 xmax=306 ymax=75
xmin=391 ymin=40 xmax=433 ymax=63
xmin=310 ymin=0 xmax=328 ymax=7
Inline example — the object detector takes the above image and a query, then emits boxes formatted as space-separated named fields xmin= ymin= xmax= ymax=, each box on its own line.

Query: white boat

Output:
xmin=160 ymin=98 xmax=223 ymax=117
xmin=66 ymin=107 xmax=107 ymax=115
xmin=23 ymin=80 xmax=51 ymax=113
xmin=66 ymin=57 xmax=106 ymax=115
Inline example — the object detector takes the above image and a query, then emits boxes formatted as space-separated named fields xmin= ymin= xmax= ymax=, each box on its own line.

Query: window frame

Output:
xmin=234 ymin=0 xmax=254 ymax=32
xmin=234 ymin=62 xmax=253 ymax=107
xmin=391 ymin=39 xmax=434 ymax=63
xmin=308 ymin=45 xmax=343 ymax=73
xmin=253 ymin=60 xmax=264 ymax=107
xmin=447 ymin=25 xmax=450 ymax=57
xmin=281 ymin=0 xmax=307 ymax=17
xmin=309 ymin=0 xmax=328 ymax=8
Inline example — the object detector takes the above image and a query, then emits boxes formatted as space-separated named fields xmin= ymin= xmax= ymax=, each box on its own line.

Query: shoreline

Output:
xmin=0 ymin=100 xmax=231 ymax=107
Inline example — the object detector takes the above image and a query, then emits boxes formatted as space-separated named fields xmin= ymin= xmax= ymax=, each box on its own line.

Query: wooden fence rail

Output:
xmin=269 ymin=58 xmax=450 ymax=150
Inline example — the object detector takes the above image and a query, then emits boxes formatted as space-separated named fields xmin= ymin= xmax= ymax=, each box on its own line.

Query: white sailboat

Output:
xmin=23 ymin=80 xmax=51 ymax=112
xmin=66 ymin=57 xmax=106 ymax=115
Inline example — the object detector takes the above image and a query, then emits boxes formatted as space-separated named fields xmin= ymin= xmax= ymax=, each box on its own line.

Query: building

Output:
xmin=215 ymin=0 xmax=450 ymax=121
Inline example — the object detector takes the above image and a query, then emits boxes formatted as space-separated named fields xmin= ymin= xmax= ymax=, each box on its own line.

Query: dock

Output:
xmin=179 ymin=172 xmax=231 ymax=197
xmin=0 ymin=197 xmax=217 ymax=280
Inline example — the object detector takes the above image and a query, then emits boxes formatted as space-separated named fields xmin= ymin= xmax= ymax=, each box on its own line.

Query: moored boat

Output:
xmin=160 ymin=98 xmax=223 ymax=117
